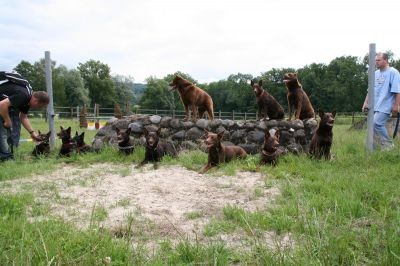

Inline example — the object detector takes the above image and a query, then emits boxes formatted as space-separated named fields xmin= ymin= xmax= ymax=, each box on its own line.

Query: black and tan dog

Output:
xmin=200 ymin=130 xmax=247 ymax=174
xmin=136 ymin=127 xmax=177 ymax=169
xmin=72 ymin=131 xmax=92 ymax=153
xmin=259 ymin=129 xmax=285 ymax=167
xmin=57 ymin=126 xmax=76 ymax=157
xmin=32 ymin=130 xmax=51 ymax=157
xmin=283 ymin=72 xmax=315 ymax=120
xmin=116 ymin=127 xmax=134 ymax=155
xmin=309 ymin=110 xmax=336 ymax=160
xmin=169 ymin=75 xmax=214 ymax=121
xmin=251 ymin=79 xmax=284 ymax=120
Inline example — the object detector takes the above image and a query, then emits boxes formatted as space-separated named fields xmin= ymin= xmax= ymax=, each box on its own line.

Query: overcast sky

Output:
xmin=1 ymin=0 xmax=399 ymax=83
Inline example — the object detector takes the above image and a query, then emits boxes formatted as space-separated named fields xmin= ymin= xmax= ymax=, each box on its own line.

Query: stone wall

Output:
xmin=93 ymin=114 xmax=318 ymax=154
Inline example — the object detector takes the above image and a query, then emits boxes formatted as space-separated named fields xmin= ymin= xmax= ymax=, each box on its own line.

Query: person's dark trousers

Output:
xmin=0 ymin=118 xmax=13 ymax=161
xmin=10 ymin=110 xmax=21 ymax=147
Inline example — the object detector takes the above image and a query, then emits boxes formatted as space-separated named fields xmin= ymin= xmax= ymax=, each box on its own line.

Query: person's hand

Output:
xmin=391 ymin=105 xmax=399 ymax=117
xmin=3 ymin=119 xmax=12 ymax=129
xmin=30 ymin=131 xmax=42 ymax=142
xmin=362 ymin=103 xmax=369 ymax=112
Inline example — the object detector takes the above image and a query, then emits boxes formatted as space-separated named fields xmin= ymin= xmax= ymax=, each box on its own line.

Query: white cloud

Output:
xmin=1 ymin=0 xmax=399 ymax=83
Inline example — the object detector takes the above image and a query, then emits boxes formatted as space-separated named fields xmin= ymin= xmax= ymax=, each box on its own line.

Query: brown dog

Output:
xmin=169 ymin=75 xmax=214 ymax=121
xmin=200 ymin=130 xmax=247 ymax=174
xmin=32 ymin=130 xmax=51 ymax=157
xmin=251 ymin=79 xmax=284 ymax=120
xmin=116 ymin=127 xmax=134 ymax=155
xmin=283 ymin=73 xmax=315 ymax=120
xmin=309 ymin=110 xmax=336 ymax=160
xmin=136 ymin=127 xmax=177 ymax=169
xmin=259 ymin=129 xmax=285 ymax=166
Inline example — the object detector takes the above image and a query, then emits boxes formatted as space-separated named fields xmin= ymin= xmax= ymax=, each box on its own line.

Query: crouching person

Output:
xmin=0 ymin=71 xmax=49 ymax=161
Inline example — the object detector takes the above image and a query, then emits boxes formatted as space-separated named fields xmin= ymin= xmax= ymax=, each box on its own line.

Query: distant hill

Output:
xmin=131 ymin=83 xmax=146 ymax=105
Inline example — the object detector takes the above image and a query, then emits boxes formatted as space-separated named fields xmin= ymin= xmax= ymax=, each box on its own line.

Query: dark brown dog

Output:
xmin=57 ymin=126 xmax=75 ymax=157
xmin=32 ymin=130 xmax=51 ymax=157
xmin=73 ymin=131 xmax=92 ymax=153
xmin=116 ymin=127 xmax=134 ymax=155
xmin=309 ymin=110 xmax=336 ymax=160
xmin=169 ymin=75 xmax=214 ymax=121
xmin=259 ymin=129 xmax=285 ymax=166
xmin=200 ymin=130 xmax=247 ymax=174
xmin=283 ymin=72 xmax=315 ymax=120
xmin=136 ymin=127 xmax=177 ymax=169
xmin=251 ymin=79 xmax=284 ymax=120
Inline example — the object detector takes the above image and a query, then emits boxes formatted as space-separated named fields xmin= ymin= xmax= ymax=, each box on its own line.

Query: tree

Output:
xmin=77 ymin=60 xmax=115 ymax=107
xmin=61 ymin=69 xmax=89 ymax=106
xmin=139 ymin=76 xmax=178 ymax=110
xmin=112 ymin=75 xmax=134 ymax=107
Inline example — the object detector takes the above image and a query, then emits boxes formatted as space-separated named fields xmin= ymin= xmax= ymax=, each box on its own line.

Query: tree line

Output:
xmin=11 ymin=52 xmax=400 ymax=112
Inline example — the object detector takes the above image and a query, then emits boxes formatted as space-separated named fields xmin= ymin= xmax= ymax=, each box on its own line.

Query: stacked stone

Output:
xmin=93 ymin=114 xmax=317 ymax=154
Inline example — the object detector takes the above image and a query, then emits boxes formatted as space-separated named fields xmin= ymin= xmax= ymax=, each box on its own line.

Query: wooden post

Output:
xmin=114 ymin=103 xmax=122 ymax=119
xmin=366 ymin=44 xmax=375 ymax=151
xmin=45 ymin=51 xmax=55 ymax=150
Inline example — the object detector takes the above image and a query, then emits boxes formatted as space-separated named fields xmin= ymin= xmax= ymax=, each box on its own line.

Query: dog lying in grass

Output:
xmin=32 ymin=130 xmax=51 ymax=157
xmin=116 ymin=127 xmax=134 ymax=155
xmin=57 ymin=126 xmax=75 ymax=157
xmin=200 ymin=129 xmax=247 ymax=174
xmin=283 ymin=72 xmax=315 ymax=120
xmin=136 ymin=127 xmax=177 ymax=169
xmin=72 ymin=131 xmax=92 ymax=153
xmin=251 ymin=79 xmax=284 ymax=120
xmin=309 ymin=110 xmax=336 ymax=160
xmin=259 ymin=129 xmax=286 ymax=167
xmin=169 ymin=75 xmax=214 ymax=121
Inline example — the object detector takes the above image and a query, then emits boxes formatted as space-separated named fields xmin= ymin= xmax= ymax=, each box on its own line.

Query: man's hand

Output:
xmin=362 ymin=102 xmax=369 ymax=112
xmin=3 ymin=119 xmax=12 ymax=128
xmin=30 ymin=131 xmax=42 ymax=142
xmin=391 ymin=105 xmax=399 ymax=117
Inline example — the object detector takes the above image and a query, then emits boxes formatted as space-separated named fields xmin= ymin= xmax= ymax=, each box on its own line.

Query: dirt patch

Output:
xmin=0 ymin=163 xmax=292 ymax=250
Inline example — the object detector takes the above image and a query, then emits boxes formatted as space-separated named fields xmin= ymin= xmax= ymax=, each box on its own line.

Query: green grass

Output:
xmin=1 ymin=118 xmax=400 ymax=264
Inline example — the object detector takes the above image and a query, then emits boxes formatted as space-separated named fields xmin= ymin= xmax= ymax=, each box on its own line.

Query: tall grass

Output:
xmin=1 ymin=118 xmax=400 ymax=264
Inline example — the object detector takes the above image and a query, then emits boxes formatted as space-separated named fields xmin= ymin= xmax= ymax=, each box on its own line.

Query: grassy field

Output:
xmin=0 ymin=118 xmax=399 ymax=265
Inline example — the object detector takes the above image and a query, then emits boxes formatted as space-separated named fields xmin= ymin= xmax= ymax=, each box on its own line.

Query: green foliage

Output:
xmin=77 ymin=60 xmax=116 ymax=107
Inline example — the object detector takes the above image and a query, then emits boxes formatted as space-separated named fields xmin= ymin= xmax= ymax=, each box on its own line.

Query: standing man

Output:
xmin=362 ymin=52 xmax=400 ymax=150
xmin=0 ymin=71 xmax=49 ymax=160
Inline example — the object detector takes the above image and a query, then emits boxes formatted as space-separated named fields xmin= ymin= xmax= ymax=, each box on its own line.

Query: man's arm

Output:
xmin=0 ymin=98 xmax=12 ymax=128
xmin=362 ymin=93 xmax=369 ymax=111
xmin=392 ymin=93 xmax=400 ymax=116
xmin=19 ymin=112 xmax=40 ymax=141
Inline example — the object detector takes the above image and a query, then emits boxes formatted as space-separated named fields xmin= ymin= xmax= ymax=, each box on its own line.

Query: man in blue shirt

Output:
xmin=362 ymin=52 xmax=400 ymax=150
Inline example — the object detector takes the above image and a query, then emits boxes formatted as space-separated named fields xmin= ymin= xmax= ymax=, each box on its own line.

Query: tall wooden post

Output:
xmin=45 ymin=51 xmax=55 ymax=150
xmin=366 ymin=44 xmax=375 ymax=151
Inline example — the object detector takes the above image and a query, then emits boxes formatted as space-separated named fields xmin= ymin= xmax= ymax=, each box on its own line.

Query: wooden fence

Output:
xmin=29 ymin=106 xmax=367 ymax=125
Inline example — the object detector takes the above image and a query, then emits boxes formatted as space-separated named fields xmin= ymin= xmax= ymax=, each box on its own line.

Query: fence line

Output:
xmin=28 ymin=106 xmax=367 ymax=124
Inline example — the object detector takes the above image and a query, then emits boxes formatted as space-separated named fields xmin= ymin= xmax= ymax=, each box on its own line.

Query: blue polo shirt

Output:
xmin=373 ymin=67 xmax=400 ymax=114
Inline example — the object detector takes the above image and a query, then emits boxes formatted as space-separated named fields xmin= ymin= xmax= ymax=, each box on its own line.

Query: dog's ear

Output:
xmin=217 ymin=130 xmax=224 ymax=140
xmin=332 ymin=110 xmax=337 ymax=117
xmin=143 ymin=127 xmax=149 ymax=136
xmin=156 ymin=127 xmax=161 ymax=135
xmin=258 ymin=79 xmax=262 ymax=87
xmin=46 ymin=131 xmax=51 ymax=138
xmin=60 ymin=126 xmax=64 ymax=130
xmin=318 ymin=110 xmax=325 ymax=118
xmin=126 ymin=127 xmax=132 ymax=135
xmin=274 ymin=129 xmax=280 ymax=140
xmin=80 ymin=132 xmax=85 ymax=138
xmin=75 ymin=131 xmax=78 ymax=136
xmin=66 ymin=127 xmax=71 ymax=134
xmin=265 ymin=129 xmax=271 ymax=139
xmin=38 ymin=130 xmax=42 ymax=135
xmin=250 ymin=80 xmax=254 ymax=87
